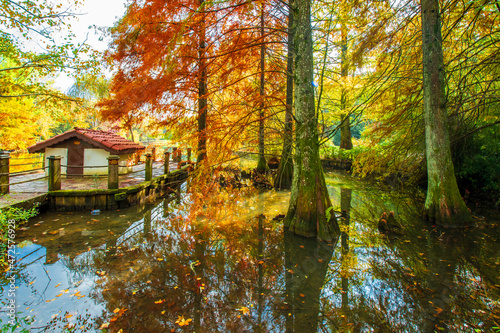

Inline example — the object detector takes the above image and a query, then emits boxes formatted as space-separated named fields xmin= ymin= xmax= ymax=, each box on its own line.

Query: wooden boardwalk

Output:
xmin=0 ymin=161 xmax=178 ymax=209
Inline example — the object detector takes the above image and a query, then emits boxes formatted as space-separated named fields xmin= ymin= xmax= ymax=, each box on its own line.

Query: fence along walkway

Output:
xmin=0 ymin=148 xmax=190 ymax=209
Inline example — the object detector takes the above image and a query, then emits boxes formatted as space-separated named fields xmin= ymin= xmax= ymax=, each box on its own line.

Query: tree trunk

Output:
xmin=339 ymin=22 xmax=352 ymax=150
xmin=274 ymin=0 xmax=294 ymax=190
xmin=421 ymin=0 xmax=472 ymax=226
xmin=256 ymin=4 xmax=267 ymax=174
xmin=197 ymin=0 xmax=208 ymax=163
xmin=284 ymin=0 xmax=339 ymax=241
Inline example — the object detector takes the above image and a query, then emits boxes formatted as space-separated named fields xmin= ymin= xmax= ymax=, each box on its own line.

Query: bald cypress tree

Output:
xmin=284 ymin=0 xmax=339 ymax=241
xmin=421 ymin=0 xmax=472 ymax=226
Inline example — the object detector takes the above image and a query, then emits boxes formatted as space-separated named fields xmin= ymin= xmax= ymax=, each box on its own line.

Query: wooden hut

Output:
xmin=28 ymin=128 xmax=145 ymax=176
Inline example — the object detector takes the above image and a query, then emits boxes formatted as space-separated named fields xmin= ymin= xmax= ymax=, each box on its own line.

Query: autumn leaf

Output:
xmin=175 ymin=316 xmax=192 ymax=326
xmin=237 ymin=307 xmax=250 ymax=315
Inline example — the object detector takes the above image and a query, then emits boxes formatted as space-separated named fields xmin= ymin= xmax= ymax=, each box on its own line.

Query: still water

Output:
xmin=1 ymin=172 xmax=499 ymax=332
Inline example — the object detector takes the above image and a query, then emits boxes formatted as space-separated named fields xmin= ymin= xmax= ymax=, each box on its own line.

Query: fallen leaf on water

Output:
xmin=55 ymin=283 xmax=61 ymax=288
xmin=299 ymin=293 xmax=305 ymax=298
xmin=435 ymin=307 xmax=443 ymax=315
xmin=29 ymin=280 xmax=36 ymax=285
xmin=65 ymin=314 xmax=73 ymax=319
xmin=99 ymin=323 xmax=109 ymax=329
xmin=113 ymin=308 xmax=121 ymax=313
xmin=155 ymin=299 xmax=166 ymax=304
xmin=56 ymin=293 xmax=63 ymax=297
xmin=237 ymin=307 xmax=250 ymax=315
xmin=175 ymin=316 xmax=192 ymax=326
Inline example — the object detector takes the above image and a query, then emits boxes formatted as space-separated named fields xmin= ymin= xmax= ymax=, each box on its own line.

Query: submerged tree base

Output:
xmin=423 ymin=201 xmax=474 ymax=228
xmin=285 ymin=173 xmax=340 ymax=242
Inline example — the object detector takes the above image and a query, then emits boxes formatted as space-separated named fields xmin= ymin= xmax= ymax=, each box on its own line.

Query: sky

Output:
xmin=52 ymin=0 xmax=128 ymax=91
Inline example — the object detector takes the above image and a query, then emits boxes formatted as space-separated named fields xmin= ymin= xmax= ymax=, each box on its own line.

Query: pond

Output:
xmin=1 ymin=171 xmax=499 ymax=332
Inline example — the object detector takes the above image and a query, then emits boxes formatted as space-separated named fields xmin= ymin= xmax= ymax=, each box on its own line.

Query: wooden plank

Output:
xmin=75 ymin=196 xmax=86 ymax=211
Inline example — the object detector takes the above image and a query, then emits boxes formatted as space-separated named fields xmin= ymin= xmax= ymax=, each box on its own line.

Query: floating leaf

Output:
xmin=237 ymin=307 xmax=250 ymax=315
xmin=175 ymin=316 xmax=192 ymax=326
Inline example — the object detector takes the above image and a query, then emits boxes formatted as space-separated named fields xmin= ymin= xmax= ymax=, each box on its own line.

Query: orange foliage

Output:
xmin=99 ymin=0 xmax=288 ymax=168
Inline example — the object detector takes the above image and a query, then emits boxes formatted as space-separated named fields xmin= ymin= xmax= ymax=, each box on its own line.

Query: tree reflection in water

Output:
xmin=2 ymin=173 xmax=499 ymax=332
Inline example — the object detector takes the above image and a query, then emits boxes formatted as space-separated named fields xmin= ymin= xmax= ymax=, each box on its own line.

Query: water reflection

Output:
xmin=0 ymin=172 xmax=498 ymax=332
xmin=284 ymin=231 xmax=337 ymax=333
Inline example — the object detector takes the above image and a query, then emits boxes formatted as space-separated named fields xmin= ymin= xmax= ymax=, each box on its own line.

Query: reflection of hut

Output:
xmin=27 ymin=127 xmax=145 ymax=176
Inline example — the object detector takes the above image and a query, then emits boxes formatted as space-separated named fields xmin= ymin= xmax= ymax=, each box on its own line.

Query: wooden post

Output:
xmin=145 ymin=153 xmax=153 ymax=181
xmin=107 ymin=155 xmax=120 ymax=189
xmin=177 ymin=149 xmax=182 ymax=163
xmin=48 ymin=155 xmax=62 ymax=191
xmin=172 ymin=147 xmax=178 ymax=163
xmin=151 ymin=147 xmax=156 ymax=161
xmin=164 ymin=150 xmax=171 ymax=175
xmin=187 ymin=148 xmax=192 ymax=162
xmin=0 ymin=151 xmax=10 ymax=195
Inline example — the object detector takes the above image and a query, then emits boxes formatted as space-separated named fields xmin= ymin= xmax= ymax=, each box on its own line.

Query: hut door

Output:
xmin=67 ymin=145 xmax=84 ymax=175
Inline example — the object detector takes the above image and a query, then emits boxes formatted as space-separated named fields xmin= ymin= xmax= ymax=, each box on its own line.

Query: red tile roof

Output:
xmin=28 ymin=127 xmax=145 ymax=155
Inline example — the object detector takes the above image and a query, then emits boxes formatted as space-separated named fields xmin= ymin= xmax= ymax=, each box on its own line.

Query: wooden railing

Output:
xmin=0 ymin=148 xmax=193 ymax=194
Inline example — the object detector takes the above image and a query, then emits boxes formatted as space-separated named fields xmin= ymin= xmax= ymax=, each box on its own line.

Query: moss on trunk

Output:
xmin=421 ymin=0 xmax=472 ymax=227
xmin=284 ymin=0 xmax=339 ymax=241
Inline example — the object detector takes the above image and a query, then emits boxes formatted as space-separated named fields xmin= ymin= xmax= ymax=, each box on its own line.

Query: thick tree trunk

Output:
xmin=256 ymin=5 xmax=267 ymax=174
xmin=285 ymin=0 xmax=339 ymax=241
xmin=421 ymin=0 xmax=472 ymax=226
xmin=274 ymin=0 xmax=294 ymax=190
xmin=197 ymin=0 xmax=208 ymax=163
xmin=339 ymin=22 xmax=352 ymax=150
